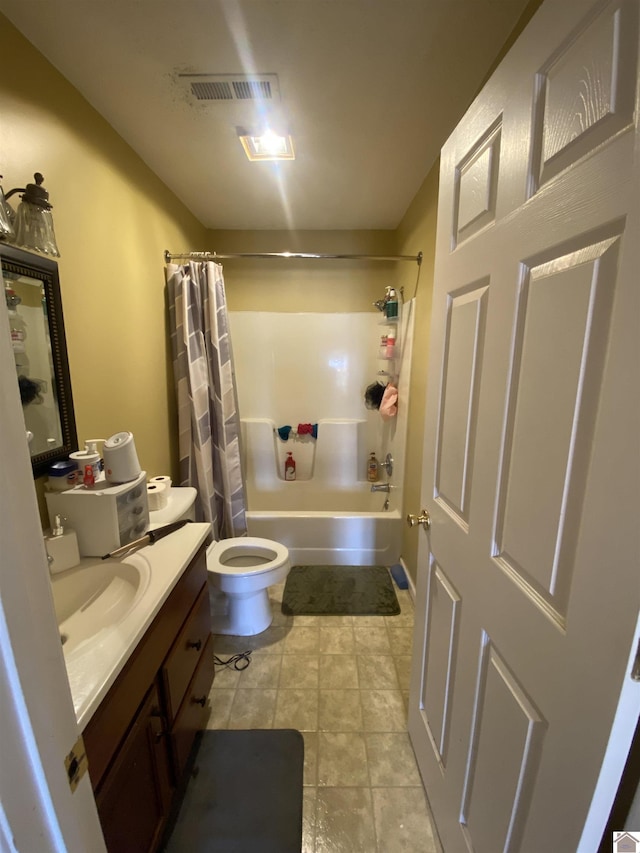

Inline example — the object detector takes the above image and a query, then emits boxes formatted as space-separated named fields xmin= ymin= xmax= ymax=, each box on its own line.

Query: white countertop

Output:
xmin=58 ymin=522 xmax=211 ymax=730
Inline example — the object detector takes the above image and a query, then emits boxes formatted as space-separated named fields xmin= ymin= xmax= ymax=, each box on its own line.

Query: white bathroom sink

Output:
xmin=51 ymin=553 xmax=151 ymax=654
xmin=49 ymin=523 xmax=211 ymax=729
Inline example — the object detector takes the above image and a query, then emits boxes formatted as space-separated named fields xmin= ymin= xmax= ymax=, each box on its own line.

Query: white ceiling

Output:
xmin=0 ymin=1 xmax=532 ymax=231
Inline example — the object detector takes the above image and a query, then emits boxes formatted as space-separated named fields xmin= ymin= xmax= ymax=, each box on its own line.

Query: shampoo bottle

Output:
xmin=385 ymin=287 xmax=399 ymax=319
xmin=285 ymin=452 xmax=296 ymax=481
xmin=367 ymin=452 xmax=379 ymax=482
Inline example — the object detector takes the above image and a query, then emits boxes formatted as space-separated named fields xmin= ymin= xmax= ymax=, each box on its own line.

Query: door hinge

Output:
xmin=632 ymin=638 xmax=640 ymax=682
xmin=65 ymin=735 xmax=88 ymax=793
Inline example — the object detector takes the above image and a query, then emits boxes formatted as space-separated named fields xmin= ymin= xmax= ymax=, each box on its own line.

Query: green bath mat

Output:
xmin=282 ymin=565 xmax=401 ymax=616
xmin=162 ymin=729 xmax=304 ymax=853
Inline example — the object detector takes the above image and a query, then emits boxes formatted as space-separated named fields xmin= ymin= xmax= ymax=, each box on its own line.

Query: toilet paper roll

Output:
xmin=149 ymin=475 xmax=172 ymax=490
xmin=146 ymin=481 xmax=168 ymax=511
xmin=103 ymin=431 xmax=142 ymax=484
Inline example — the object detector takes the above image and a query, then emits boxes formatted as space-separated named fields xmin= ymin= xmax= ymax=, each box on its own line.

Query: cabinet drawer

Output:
xmin=170 ymin=632 xmax=215 ymax=779
xmin=162 ymin=585 xmax=211 ymax=722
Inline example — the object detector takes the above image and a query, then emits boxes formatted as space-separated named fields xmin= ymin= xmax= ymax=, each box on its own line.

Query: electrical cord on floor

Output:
xmin=213 ymin=651 xmax=252 ymax=670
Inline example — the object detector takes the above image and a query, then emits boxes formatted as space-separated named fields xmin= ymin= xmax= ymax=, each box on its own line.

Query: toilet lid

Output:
xmin=206 ymin=537 xmax=290 ymax=577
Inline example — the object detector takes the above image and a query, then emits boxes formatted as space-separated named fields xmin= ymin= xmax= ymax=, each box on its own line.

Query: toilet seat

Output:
xmin=207 ymin=536 xmax=290 ymax=577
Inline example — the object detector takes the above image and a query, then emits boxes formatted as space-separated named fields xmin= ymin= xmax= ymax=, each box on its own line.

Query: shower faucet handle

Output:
xmin=380 ymin=453 xmax=393 ymax=476
xmin=371 ymin=483 xmax=391 ymax=493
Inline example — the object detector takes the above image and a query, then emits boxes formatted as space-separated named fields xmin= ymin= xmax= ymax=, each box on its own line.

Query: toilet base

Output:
xmin=209 ymin=584 xmax=274 ymax=636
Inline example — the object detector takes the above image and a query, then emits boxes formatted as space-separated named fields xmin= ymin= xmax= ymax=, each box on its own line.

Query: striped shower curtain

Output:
xmin=166 ymin=260 xmax=247 ymax=539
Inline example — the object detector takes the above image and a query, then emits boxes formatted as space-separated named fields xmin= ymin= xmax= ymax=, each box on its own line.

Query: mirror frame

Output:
xmin=1 ymin=244 xmax=78 ymax=477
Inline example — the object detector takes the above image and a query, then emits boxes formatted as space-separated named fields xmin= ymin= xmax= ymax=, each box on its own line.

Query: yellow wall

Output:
xmin=210 ymin=229 xmax=399 ymax=313
xmin=0 ymin=16 xmax=208 ymax=520
xmin=393 ymin=165 xmax=439 ymax=583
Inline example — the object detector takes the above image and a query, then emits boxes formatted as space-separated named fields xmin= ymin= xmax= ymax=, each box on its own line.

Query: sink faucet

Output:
xmin=371 ymin=483 xmax=391 ymax=492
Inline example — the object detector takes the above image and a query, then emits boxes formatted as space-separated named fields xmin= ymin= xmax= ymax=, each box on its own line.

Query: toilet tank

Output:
xmin=148 ymin=487 xmax=197 ymax=528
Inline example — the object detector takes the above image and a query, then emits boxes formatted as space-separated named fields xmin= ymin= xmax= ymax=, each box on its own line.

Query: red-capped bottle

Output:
xmin=83 ymin=464 xmax=95 ymax=488
xmin=284 ymin=452 xmax=296 ymax=481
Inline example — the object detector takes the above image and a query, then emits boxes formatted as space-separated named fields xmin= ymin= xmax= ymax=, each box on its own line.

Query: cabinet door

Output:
xmin=96 ymin=683 xmax=173 ymax=853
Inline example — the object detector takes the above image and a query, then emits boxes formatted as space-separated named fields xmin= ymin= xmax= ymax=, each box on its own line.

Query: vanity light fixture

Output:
xmin=0 ymin=176 xmax=15 ymax=240
xmin=237 ymin=128 xmax=295 ymax=162
xmin=2 ymin=172 xmax=60 ymax=257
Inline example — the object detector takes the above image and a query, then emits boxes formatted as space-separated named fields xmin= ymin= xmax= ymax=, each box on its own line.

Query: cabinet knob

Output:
xmin=191 ymin=695 xmax=207 ymax=707
xmin=187 ymin=639 xmax=202 ymax=651
xmin=150 ymin=715 xmax=168 ymax=742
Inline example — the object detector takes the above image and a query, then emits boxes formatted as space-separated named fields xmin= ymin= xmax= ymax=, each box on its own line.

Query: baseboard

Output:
xmin=399 ymin=556 xmax=416 ymax=601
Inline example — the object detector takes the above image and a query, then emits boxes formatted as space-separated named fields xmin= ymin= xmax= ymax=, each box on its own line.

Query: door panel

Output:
xmin=435 ymin=284 xmax=488 ymax=526
xmin=461 ymin=635 xmax=546 ymax=853
xmin=408 ymin=0 xmax=640 ymax=850
xmin=454 ymin=121 xmax=502 ymax=246
xmin=421 ymin=562 xmax=461 ymax=767
xmin=495 ymin=236 xmax=620 ymax=621
xmin=531 ymin=0 xmax=637 ymax=190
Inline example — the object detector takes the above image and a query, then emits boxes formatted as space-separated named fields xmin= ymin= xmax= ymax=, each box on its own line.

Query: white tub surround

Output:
xmin=231 ymin=305 xmax=415 ymax=566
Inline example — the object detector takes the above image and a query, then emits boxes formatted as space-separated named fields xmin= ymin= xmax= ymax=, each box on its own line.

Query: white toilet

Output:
xmin=149 ymin=487 xmax=291 ymax=636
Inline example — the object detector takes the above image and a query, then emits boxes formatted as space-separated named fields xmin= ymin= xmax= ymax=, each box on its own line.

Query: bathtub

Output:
xmin=242 ymin=418 xmax=402 ymax=566
xmin=247 ymin=489 xmax=402 ymax=566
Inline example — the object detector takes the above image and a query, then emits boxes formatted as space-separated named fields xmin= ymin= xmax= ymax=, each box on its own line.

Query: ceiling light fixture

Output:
xmin=237 ymin=128 xmax=295 ymax=162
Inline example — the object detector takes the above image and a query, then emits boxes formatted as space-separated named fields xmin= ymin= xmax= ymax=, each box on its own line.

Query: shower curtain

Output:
xmin=166 ymin=260 xmax=247 ymax=539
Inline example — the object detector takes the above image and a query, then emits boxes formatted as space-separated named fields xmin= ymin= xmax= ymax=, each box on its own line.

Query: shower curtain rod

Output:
xmin=164 ymin=249 xmax=423 ymax=266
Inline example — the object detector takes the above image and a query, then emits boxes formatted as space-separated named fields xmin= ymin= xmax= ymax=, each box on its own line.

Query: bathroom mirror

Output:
xmin=1 ymin=244 xmax=77 ymax=477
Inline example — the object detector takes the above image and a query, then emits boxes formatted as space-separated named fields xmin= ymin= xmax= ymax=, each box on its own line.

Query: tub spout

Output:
xmin=371 ymin=483 xmax=391 ymax=492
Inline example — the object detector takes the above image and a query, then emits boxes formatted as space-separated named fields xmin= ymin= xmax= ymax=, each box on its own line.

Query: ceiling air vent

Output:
xmin=178 ymin=73 xmax=280 ymax=103
xmin=233 ymin=79 xmax=272 ymax=100
xmin=191 ymin=81 xmax=234 ymax=101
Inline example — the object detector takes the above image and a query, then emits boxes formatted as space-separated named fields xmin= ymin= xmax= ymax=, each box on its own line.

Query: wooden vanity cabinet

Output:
xmin=94 ymin=683 xmax=172 ymax=853
xmin=83 ymin=543 xmax=214 ymax=853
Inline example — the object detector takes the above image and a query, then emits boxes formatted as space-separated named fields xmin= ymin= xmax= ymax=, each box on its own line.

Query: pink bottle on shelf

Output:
xmin=385 ymin=329 xmax=396 ymax=358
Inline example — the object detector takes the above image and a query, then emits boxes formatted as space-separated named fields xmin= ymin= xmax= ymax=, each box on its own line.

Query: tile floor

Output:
xmin=205 ymin=578 xmax=442 ymax=853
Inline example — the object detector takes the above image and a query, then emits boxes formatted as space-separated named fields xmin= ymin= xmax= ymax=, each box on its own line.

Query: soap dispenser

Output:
xmin=45 ymin=515 xmax=80 ymax=574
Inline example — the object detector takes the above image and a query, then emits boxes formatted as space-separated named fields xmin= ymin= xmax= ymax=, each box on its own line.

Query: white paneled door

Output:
xmin=407 ymin=0 xmax=640 ymax=851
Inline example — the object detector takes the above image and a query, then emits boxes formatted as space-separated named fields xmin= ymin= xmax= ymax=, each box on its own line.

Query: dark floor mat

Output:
xmin=282 ymin=565 xmax=401 ymax=616
xmin=162 ymin=729 xmax=304 ymax=853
